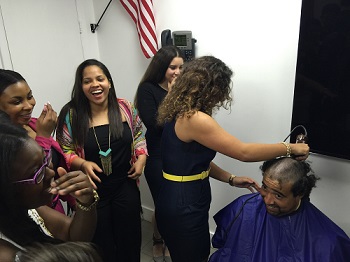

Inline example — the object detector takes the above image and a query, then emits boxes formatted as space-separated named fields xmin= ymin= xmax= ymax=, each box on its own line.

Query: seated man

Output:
xmin=209 ymin=157 xmax=350 ymax=262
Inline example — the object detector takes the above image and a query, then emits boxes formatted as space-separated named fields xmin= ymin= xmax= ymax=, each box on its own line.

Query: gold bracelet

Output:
xmin=76 ymin=189 xmax=99 ymax=212
xmin=228 ymin=174 xmax=236 ymax=186
xmin=281 ymin=142 xmax=292 ymax=157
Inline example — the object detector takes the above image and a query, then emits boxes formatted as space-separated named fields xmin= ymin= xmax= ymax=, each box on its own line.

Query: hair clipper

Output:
xmin=296 ymin=134 xmax=308 ymax=144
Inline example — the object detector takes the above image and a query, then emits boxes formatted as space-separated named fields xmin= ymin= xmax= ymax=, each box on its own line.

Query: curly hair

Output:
xmin=157 ymin=56 xmax=233 ymax=125
xmin=260 ymin=157 xmax=320 ymax=200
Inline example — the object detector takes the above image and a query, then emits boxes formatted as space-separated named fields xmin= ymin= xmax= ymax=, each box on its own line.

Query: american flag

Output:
xmin=120 ymin=0 xmax=158 ymax=58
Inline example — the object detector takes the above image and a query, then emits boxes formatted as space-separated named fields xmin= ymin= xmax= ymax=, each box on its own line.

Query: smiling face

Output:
xmin=260 ymin=175 xmax=302 ymax=216
xmin=163 ymin=57 xmax=184 ymax=85
xmin=82 ymin=65 xmax=110 ymax=107
xmin=12 ymin=138 xmax=55 ymax=209
xmin=0 ymin=81 xmax=36 ymax=126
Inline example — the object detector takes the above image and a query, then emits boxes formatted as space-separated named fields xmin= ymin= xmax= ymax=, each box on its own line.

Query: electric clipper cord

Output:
xmin=283 ymin=125 xmax=308 ymax=144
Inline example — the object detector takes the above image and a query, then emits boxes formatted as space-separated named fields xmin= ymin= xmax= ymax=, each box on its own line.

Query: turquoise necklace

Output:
xmin=92 ymin=125 xmax=112 ymax=176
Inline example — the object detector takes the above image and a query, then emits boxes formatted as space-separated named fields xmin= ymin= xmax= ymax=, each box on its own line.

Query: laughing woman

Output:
xmin=56 ymin=59 xmax=147 ymax=262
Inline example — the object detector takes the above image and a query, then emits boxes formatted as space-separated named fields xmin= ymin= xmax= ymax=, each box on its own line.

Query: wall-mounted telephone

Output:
xmin=161 ymin=29 xmax=197 ymax=61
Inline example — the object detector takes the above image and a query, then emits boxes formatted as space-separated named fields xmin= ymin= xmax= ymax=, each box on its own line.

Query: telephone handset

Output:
xmin=161 ymin=29 xmax=196 ymax=61
xmin=161 ymin=29 xmax=173 ymax=46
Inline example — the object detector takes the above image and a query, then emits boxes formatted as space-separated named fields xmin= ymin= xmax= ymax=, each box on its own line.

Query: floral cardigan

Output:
xmin=58 ymin=98 xmax=148 ymax=168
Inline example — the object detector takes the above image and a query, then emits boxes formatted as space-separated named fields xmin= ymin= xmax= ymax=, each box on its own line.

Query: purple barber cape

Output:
xmin=209 ymin=193 xmax=350 ymax=262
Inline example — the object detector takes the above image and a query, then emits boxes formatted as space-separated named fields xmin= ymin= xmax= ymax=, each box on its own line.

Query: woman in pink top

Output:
xmin=0 ymin=69 xmax=75 ymax=214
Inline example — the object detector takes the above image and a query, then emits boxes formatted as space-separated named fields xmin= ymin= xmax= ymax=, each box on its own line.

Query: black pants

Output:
xmin=92 ymin=178 xmax=141 ymax=262
xmin=156 ymin=178 xmax=212 ymax=262
xmin=144 ymin=155 xmax=162 ymax=203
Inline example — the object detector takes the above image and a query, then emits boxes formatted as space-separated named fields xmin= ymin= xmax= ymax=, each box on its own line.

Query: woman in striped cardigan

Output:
xmin=57 ymin=59 xmax=147 ymax=262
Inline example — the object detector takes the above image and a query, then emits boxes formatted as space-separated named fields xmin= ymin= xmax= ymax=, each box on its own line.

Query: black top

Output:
xmin=136 ymin=82 xmax=167 ymax=157
xmin=161 ymin=121 xmax=216 ymax=176
xmin=84 ymin=122 xmax=132 ymax=183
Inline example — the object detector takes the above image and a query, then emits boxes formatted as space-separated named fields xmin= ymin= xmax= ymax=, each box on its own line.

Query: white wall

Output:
xmin=1 ymin=0 xmax=349 ymax=236
xmin=91 ymin=0 xmax=150 ymax=101
xmin=0 ymin=0 xmax=99 ymax=116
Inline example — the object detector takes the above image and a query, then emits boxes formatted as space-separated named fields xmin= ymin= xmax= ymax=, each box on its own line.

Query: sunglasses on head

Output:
xmin=13 ymin=149 xmax=52 ymax=185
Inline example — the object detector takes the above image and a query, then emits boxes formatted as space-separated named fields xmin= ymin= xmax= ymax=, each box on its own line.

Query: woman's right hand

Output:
xmin=290 ymin=143 xmax=310 ymax=160
xmin=168 ymin=76 xmax=179 ymax=93
xmin=36 ymin=102 xmax=57 ymax=138
xmin=80 ymin=161 xmax=102 ymax=189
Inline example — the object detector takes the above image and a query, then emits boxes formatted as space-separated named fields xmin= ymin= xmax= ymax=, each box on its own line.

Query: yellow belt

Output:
xmin=163 ymin=169 xmax=210 ymax=182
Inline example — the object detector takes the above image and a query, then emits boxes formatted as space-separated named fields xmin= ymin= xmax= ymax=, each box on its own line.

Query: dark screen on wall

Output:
xmin=291 ymin=0 xmax=350 ymax=159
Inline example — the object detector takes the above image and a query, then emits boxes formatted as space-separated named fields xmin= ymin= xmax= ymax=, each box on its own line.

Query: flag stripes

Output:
xmin=120 ymin=0 xmax=158 ymax=58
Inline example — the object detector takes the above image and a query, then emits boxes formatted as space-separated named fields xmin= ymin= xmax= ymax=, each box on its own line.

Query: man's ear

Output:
xmin=296 ymin=193 xmax=304 ymax=200
xmin=296 ymin=194 xmax=304 ymax=204
xmin=294 ymin=195 xmax=303 ymax=211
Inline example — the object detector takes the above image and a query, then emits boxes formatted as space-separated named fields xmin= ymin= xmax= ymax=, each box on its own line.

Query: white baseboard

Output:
xmin=141 ymin=205 xmax=154 ymax=222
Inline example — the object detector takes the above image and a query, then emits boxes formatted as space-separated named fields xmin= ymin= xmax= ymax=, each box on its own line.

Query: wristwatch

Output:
xmin=228 ymin=174 xmax=236 ymax=187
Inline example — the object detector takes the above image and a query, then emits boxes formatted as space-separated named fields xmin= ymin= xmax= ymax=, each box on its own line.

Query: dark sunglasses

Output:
xmin=13 ymin=149 xmax=52 ymax=185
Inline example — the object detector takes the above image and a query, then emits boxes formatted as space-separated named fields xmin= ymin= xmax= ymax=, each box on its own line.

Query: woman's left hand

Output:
xmin=127 ymin=155 xmax=147 ymax=180
xmin=231 ymin=176 xmax=261 ymax=193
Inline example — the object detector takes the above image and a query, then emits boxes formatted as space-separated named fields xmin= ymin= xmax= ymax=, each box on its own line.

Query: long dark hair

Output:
xmin=0 ymin=69 xmax=26 ymax=94
xmin=134 ymin=45 xmax=185 ymax=108
xmin=0 ymin=111 xmax=60 ymax=246
xmin=57 ymin=59 xmax=123 ymax=146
